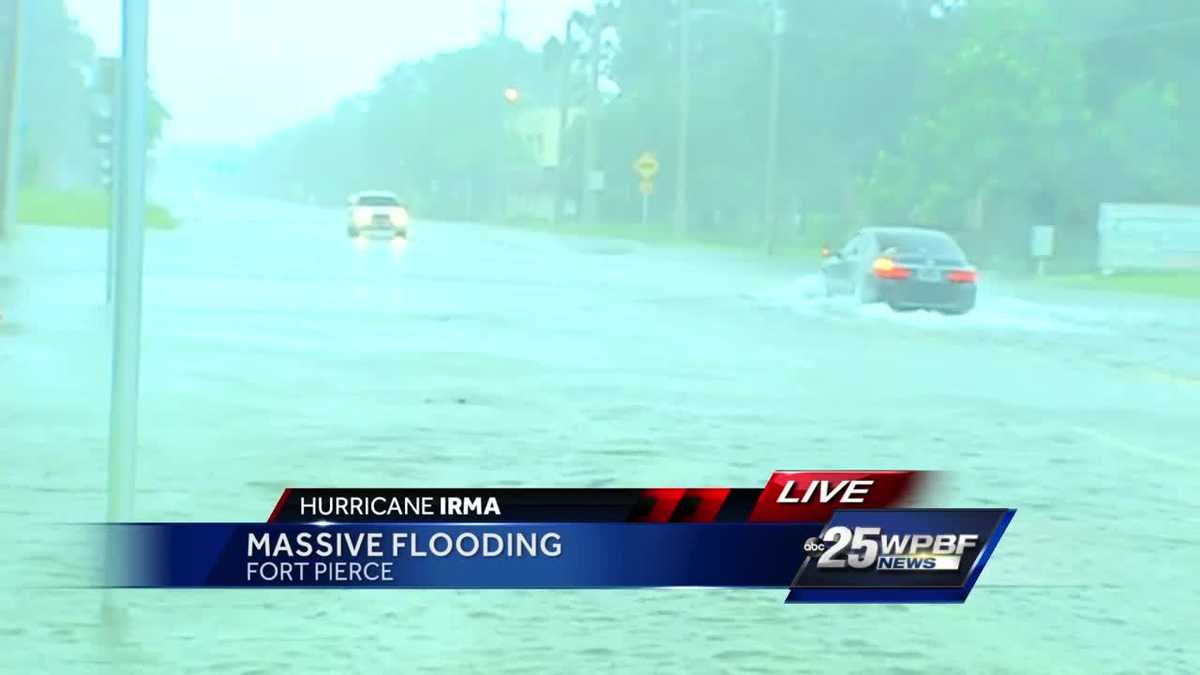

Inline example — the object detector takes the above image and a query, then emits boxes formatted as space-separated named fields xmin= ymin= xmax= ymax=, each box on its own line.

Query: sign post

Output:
xmin=639 ymin=180 xmax=653 ymax=226
xmin=109 ymin=0 xmax=150 ymax=527
xmin=633 ymin=152 xmax=659 ymax=227
xmin=104 ymin=0 xmax=149 ymax=629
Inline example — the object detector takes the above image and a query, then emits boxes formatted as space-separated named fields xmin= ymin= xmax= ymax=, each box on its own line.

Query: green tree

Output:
xmin=242 ymin=0 xmax=1200 ymax=266
xmin=1 ymin=0 xmax=170 ymax=188
xmin=246 ymin=38 xmax=551 ymax=217
xmin=862 ymin=0 xmax=1092 ymax=248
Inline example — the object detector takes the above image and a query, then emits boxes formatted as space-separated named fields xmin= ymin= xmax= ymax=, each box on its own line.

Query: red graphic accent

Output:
xmin=267 ymin=488 xmax=293 ymax=523
xmin=747 ymin=471 xmax=925 ymax=522
xmin=671 ymin=488 xmax=731 ymax=522
xmin=630 ymin=488 xmax=687 ymax=522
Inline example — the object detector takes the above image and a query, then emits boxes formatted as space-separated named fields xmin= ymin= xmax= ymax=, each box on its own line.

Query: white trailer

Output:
xmin=1097 ymin=203 xmax=1200 ymax=273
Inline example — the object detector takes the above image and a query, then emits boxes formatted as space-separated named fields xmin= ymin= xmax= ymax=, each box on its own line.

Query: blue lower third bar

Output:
xmin=100 ymin=522 xmax=821 ymax=589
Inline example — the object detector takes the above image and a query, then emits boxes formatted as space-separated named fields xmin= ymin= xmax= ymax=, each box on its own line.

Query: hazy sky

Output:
xmin=64 ymin=0 xmax=591 ymax=147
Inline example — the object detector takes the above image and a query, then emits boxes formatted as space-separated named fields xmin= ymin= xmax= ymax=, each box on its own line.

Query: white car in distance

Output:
xmin=347 ymin=191 xmax=409 ymax=239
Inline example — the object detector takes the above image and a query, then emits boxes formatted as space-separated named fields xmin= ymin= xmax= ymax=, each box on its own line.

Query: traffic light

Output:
xmin=93 ymin=57 xmax=119 ymax=189
xmin=92 ymin=110 xmax=115 ymax=187
xmin=96 ymin=57 xmax=119 ymax=94
xmin=92 ymin=112 xmax=114 ymax=149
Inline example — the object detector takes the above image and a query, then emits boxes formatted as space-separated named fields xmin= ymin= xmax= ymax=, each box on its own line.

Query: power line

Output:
xmin=775 ymin=12 xmax=1200 ymax=48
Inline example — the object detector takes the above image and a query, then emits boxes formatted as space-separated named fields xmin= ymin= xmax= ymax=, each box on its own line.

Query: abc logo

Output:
xmin=803 ymin=536 xmax=825 ymax=559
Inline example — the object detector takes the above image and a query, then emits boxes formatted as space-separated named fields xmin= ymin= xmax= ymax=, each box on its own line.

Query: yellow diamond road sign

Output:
xmin=634 ymin=152 xmax=659 ymax=180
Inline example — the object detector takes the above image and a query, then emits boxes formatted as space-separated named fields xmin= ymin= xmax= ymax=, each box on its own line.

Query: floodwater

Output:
xmin=1 ymin=194 xmax=1197 ymax=673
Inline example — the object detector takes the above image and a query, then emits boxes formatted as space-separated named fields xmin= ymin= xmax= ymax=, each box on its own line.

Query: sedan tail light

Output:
xmin=946 ymin=268 xmax=978 ymax=283
xmin=872 ymin=257 xmax=911 ymax=279
xmin=352 ymin=208 xmax=371 ymax=226
xmin=391 ymin=207 xmax=409 ymax=226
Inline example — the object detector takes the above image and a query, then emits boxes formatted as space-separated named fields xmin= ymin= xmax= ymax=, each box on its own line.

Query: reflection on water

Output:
xmin=350 ymin=233 xmax=408 ymax=258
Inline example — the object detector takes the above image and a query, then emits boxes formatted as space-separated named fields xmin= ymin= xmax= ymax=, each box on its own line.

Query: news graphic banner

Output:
xmin=101 ymin=471 xmax=1015 ymax=603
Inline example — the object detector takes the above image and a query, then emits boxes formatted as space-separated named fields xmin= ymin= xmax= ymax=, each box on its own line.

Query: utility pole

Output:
xmin=763 ymin=0 xmax=785 ymax=255
xmin=673 ymin=0 xmax=690 ymax=237
xmin=494 ymin=0 xmax=509 ymax=222
xmin=553 ymin=15 xmax=581 ymax=226
xmin=581 ymin=17 xmax=601 ymax=225
xmin=553 ymin=38 xmax=570 ymax=225
xmin=108 ymin=0 xmax=150 ymax=525
xmin=0 ymin=0 xmax=26 ymax=239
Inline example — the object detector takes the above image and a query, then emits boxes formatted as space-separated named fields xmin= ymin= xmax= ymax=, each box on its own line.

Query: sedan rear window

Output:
xmin=356 ymin=196 xmax=399 ymax=206
xmin=877 ymin=232 xmax=963 ymax=258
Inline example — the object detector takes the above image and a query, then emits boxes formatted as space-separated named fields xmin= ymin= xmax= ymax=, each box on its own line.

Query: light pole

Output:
xmin=675 ymin=2 xmax=784 ymax=246
xmin=102 ymin=3 xmax=147 ymax=623
xmin=494 ymin=0 xmax=509 ymax=221
xmin=0 ymin=0 xmax=26 ymax=239
xmin=503 ymin=86 xmax=521 ymax=205
xmin=581 ymin=16 xmax=603 ymax=225
xmin=673 ymin=0 xmax=690 ymax=237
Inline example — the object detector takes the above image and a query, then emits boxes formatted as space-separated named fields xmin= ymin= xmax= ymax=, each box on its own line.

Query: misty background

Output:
xmin=4 ymin=0 xmax=1200 ymax=267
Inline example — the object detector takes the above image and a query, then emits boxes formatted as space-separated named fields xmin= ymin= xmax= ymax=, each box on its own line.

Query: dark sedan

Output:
xmin=820 ymin=227 xmax=977 ymax=315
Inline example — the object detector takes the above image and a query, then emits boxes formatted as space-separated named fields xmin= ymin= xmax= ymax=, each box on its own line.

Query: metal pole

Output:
xmin=641 ymin=191 xmax=649 ymax=226
xmin=0 ymin=0 xmax=26 ymax=239
xmin=763 ymin=1 xmax=784 ymax=255
xmin=553 ymin=18 xmax=574 ymax=226
xmin=581 ymin=19 xmax=601 ymax=225
xmin=673 ymin=0 xmax=690 ymax=237
xmin=108 ymin=0 xmax=150 ymax=524
xmin=494 ymin=0 xmax=508 ymax=222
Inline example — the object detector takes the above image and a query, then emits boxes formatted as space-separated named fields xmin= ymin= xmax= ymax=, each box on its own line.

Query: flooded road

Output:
xmin=2 ymin=195 xmax=1198 ymax=673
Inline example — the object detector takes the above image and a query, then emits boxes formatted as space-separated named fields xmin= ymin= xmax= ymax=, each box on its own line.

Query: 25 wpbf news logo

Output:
xmin=804 ymin=527 xmax=979 ymax=571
